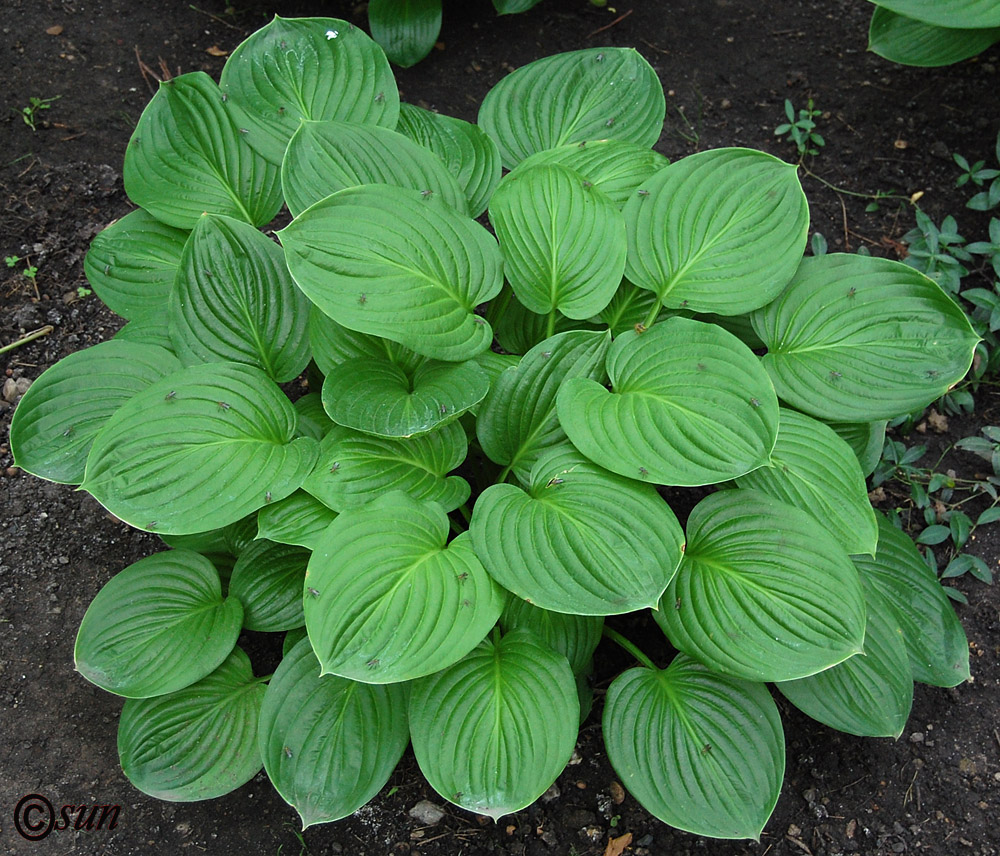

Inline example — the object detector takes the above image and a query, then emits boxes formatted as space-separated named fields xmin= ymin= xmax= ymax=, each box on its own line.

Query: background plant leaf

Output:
xmin=367 ymin=0 xmax=442 ymax=68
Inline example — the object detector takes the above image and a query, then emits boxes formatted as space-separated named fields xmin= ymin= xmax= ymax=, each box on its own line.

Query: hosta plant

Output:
xmin=867 ymin=0 xmax=1000 ymax=67
xmin=10 ymin=17 xmax=979 ymax=840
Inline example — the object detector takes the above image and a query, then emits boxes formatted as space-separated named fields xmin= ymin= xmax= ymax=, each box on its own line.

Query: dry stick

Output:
xmin=587 ymin=8 xmax=633 ymax=38
xmin=0 ymin=325 xmax=54 ymax=356
xmin=839 ymin=194 xmax=850 ymax=251
xmin=189 ymin=4 xmax=241 ymax=31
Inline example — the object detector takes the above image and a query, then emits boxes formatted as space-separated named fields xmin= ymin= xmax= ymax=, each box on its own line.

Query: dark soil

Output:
xmin=2 ymin=1 xmax=999 ymax=855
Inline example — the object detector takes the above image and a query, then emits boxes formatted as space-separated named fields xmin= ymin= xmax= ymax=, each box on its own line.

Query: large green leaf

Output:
xmin=751 ymin=254 xmax=979 ymax=421
xmin=220 ymin=16 xmax=399 ymax=164
xmin=471 ymin=446 xmax=684 ymax=615
xmin=228 ymin=540 xmax=310 ymax=632
xmin=603 ymin=655 xmax=784 ymax=839
xmin=169 ymin=214 xmax=310 ymax=382
xmin=75 ymin=550 xmax=242 ymax=698
xmin=869 ymin=0 xmax=1000 ymax=29
xmin=280 ymin=184 xmax=502 ymax=362
xmin=853 ymin=514 xmax=970 ymax=686
xmin=256 ymin=490 xmax=338 ymax=550
xmin=322 ymin=355 xmax=488 ymax=438
xmin=776 ymin=582 xmax=913 ymax=738
xmin=656 ymin=489 xmax=867 ymax=682
xmin=478 ymin=47 xmax=666 ymax=168
xmin=515 ymin=139 xmax=669 ymax=208
xmin=304 ymin=493 xmax=504 ymax=683
xmin=259 ymin=638 xmax=409 ymax=828
xmin=408 ymin=629 xmax=579 ymax=819
xmin=83 ymin=209 xmax=188 ymax=320
xmin=123 ymin=72 xmax=283 ymax=230
xmin=395 ymin=103 xmax=502 ymax=217
xmin=368 ymin=0 xmax=442 ymax=67
xmin=118 ymin=647 xmax=265 ymax=800
xmin=10 ymin=340 xmax=182 ymax=485
xmin=490 ymin=164 xmax=627 ymax=319
xmin=114 ymin=312 xmax=174 ymax=352
xmin=477 ymin=329 xmax=611 ymax=484
xmin=735 ymin=407 xmax=878 ymax=556
xmin=869 ymin=7 xmax=1000 ymax=66
xmin=500 ymin=596 xmax=602 ymax=674
xmin=282 ymin=120 xmax=467 ymax=217
xmin=622 ymin=148 xmax=808 ymax=314
xmin=82 ymin=362 xmax=318 ymax=534
xmin=303 ymin=422 xmax=469 ymax=512
xmin=557 ymin=318 xmax=779 ymax=486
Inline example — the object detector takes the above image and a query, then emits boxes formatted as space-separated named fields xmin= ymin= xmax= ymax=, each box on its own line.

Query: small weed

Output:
xmin=77 ymin=285 xmax=93 ymax=298
xmin=902 ymin=210 xmax=971 ymax=296
xmin=5 ymin=255 xmax=38 ymax=281
xmin=19 ymin=95 xmax=60 ymax=131
xmin=775 ymin=98 xmax=824 ymax=158
xmin=955 ymin=130 xmax=1000 ymax=212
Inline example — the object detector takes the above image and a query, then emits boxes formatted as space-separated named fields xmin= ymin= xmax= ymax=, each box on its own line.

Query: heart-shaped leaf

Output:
xmin=304 ymin=493 xmax=504 ymax=683
xmin=478 ymin=47 xmax=665 ymax=168
xmin=10 ymin=340 xmax=182 ymax=485
xmin=282 ymin=120 xmax=467 ymax=217
xmin=256 ymin=490 xmax=338 ymax=550
xmin=118 ymin=647 xmax=265 ymax=800
xmin=622 ymin=148 xmax=808 ymax=314
xmin=123 ymin=72 xmax=283 ymax=229
xmin=367 ymin=0 xmax=442 ymax=67
xmin=259 ymin=638 xmax=409 ymax=828
xmin=114 ymin=312 xmax=174 ymax=352
xmin=500 ymin=598 xmax=603 ymax=674
xmin=83 ymin=208 xmax=188 ymax=320
xmin=776 ymin=582 xmax=913 ymax=737
xmin=408 ymin=629 xmax=579 ymax=819
xmin=656 ymin=489 xmax=866 ymax=682
xmin=82 ymin=362 xmax=318 ymax=534
xmin=228 ymin=540 xmax=310 ymax=632
xmin=322 ymin=356 xmax=489 ymax=438
xmin=869 ymin=8 xmax=1000 ymax=67
xmin=169 ymin=214 xmax=310 ymax=382
xmin=735 ymin=407 xmax=878 ymax=556
xmin=280 ymin=184 xmax=502 ymax=362
xmin=557 ymin=318 xmax=779 ymax=486
xmin=75 ymin=549 xmax=242 ymax=697
xmin=485 ymin=286 xmax=595 ymax=355
xmin=395 ymin=102 xmax=502 ymax=217
xmin=515 ymin=139 xmax=669 ymax=208
xmin=853 ymin=514 xmax=970 ymax=686
xmin=751 ymin=254 xmax=979 ymax=421
xmin=471 ymin=446 xmax=684 ymax=615
xmin=477 ymin=329 xmax=611 ymax=485
xmin=490 ymin=164 xmax=627 ymax=319
xmin=869 ymin=0 xmax=1000 ymax=29
xmin=220 ymin=16 xmax=399 ymax=164
xmin=603 ymin=655 xmax=784 ymax=839
xmin=302 ymin=422 xmax=469 ymax=512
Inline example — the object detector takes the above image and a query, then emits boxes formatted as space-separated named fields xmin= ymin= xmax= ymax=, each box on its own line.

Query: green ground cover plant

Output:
xmin=8 ymin=16 xmax=981 ymax=840
xmin=867 ymin=0 xmax=1000 ymax=67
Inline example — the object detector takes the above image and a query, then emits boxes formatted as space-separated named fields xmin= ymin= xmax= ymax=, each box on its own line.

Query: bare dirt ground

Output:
xmin=2 ymin=1 xmax=999 ymax=854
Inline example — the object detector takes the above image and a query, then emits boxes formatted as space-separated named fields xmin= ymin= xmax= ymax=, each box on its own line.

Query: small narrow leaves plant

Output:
xmin=9 ymin=22 xmax=977 ymax=842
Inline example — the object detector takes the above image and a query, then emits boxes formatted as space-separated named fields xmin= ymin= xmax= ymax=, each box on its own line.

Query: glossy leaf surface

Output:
xmin=75 ymin=550 xmax=242 ymax=697
xmin=604 ymin=655 xmax=784 ymax=839
xmin=259 ymin=638 xmax=409 ymax=827
xmin=255 ymin=490 xmax=338 ymax=550
xmin=656 ymin=490 xmax=867 ymax=681
xmin=118 ymin=647 xmax=264 ymax=800
xmin=500 ymin=596 xmax=603 ymax=674
xmin=304 ymin=493 xmax=503 ymax=683
xmin=228 ymin=540 xmax=310 ymax=632
xmin=82 ymin=362 xmax=318 ymax=534
xmin=557 ymin=318 xmax=779 ymax=486
xmin=409 ymin=630 xmax=578 ymax=819
xmin=367 ymin=0 xmax=442 ymax=67
xmin=870 ymin=0 xmax=1000 ymax=28
xmin=869 ymin=8 xmax=1000 ymax=66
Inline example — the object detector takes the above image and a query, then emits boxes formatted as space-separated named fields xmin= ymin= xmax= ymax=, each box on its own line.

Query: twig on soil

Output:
xmin=0 ymin=325 xmax=54 ymax=356
xmin=640 ymin=38 xmax=670 ymax=54
xmin=838 ymin=194 xmax=850 ymax=251
xmin=785 ymin=834 xmax=814 ymax=856
xmin=994 ymin=727 xmax=1000 ymax=750
xmin=587 ymin=9 xmax=633 ymax=38
xmin=189 ymin=4 xmax=241 ymax=30
xmin=135 ymin=47 xmax=178 ymax=93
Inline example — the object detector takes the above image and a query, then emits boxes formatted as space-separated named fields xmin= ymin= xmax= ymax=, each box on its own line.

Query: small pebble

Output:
xmin=408 ymin=800 xmax=445 ymax=825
